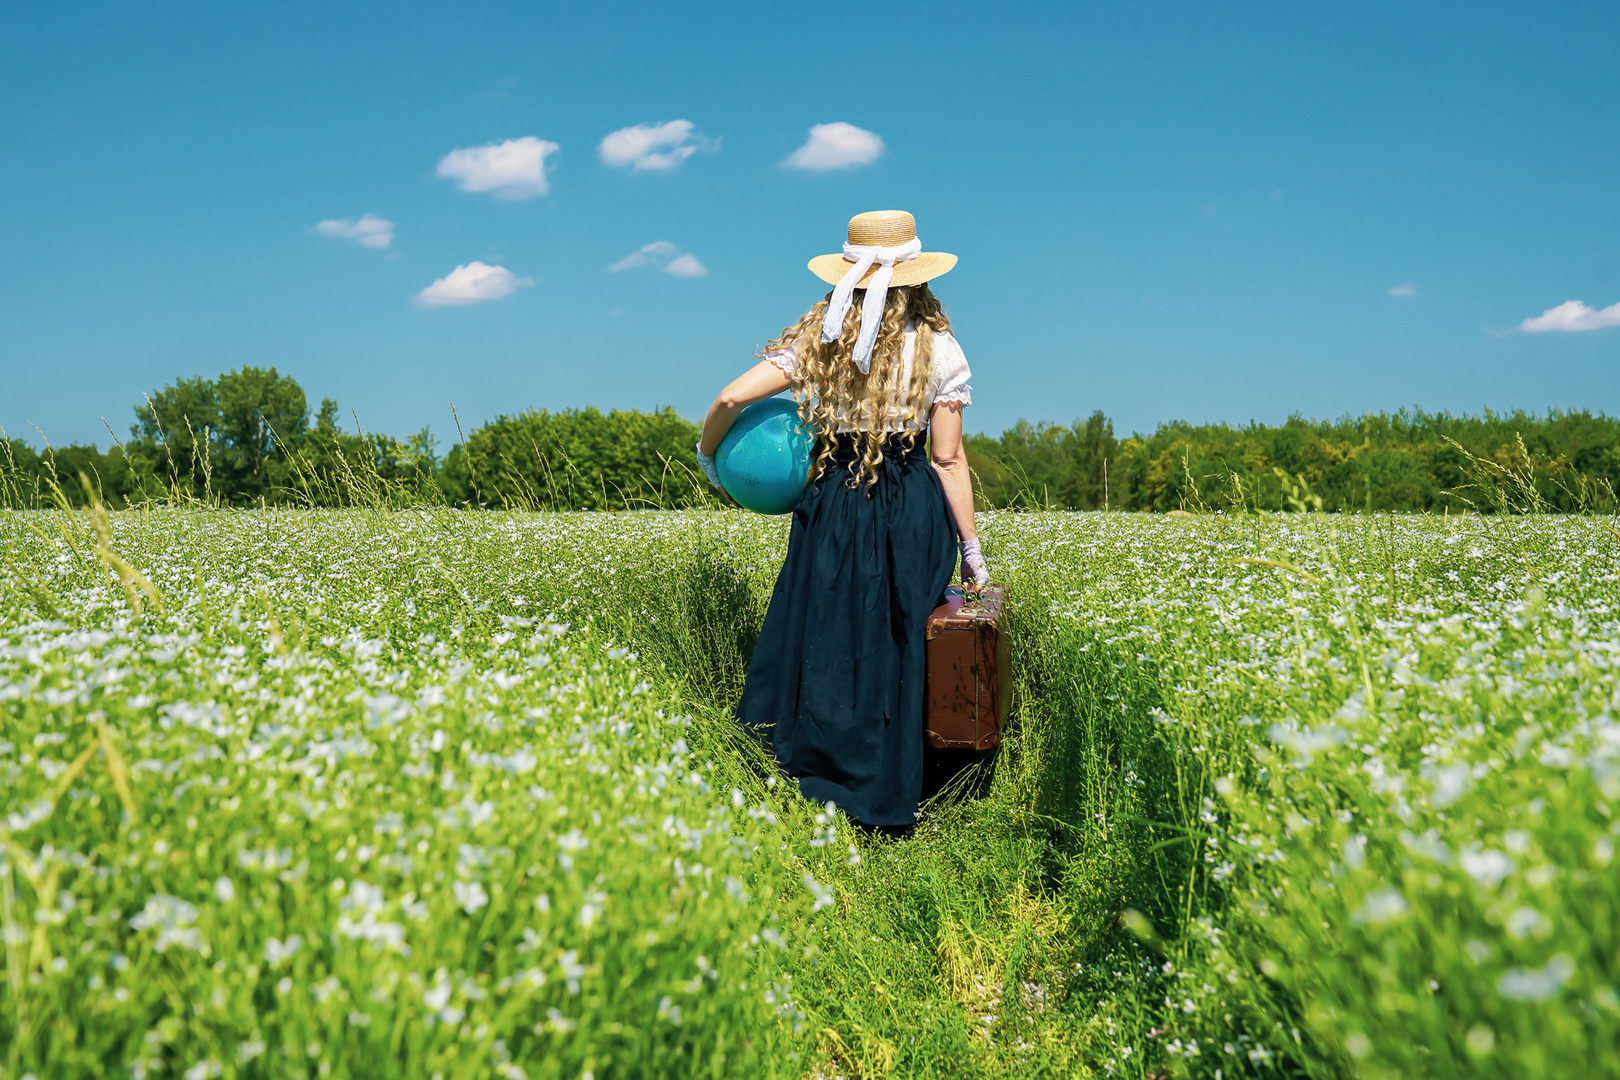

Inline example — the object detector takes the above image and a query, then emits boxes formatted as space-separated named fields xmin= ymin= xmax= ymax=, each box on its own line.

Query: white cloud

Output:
xmin=599 ymin=120 xmax=712 ymax=172
xmin=1518 ymin=299 xmax=1620 ymax=333
xmin=782 ymin=122 xmax=884 ymax=171
xmin=314 ymin=214 xmax=394 ymax=249
xmin=664 ymin=253 xmax=708 ymax=278
xmin=608 ymin=241 xmax=706 ymax=277
xmin=1388 ymin=283 xmax=1419 ymax=297
xmin=608 ymin=240 xmax=677 ymax=272
xmin=414 ymin=262 xmax=533 ymax=309
xmin=436 ymin=137 xmax=559 ymax=199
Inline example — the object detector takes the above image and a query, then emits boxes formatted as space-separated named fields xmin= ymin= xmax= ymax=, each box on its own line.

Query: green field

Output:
xmin=2 ymin=505 xmax=1617 ymax=1078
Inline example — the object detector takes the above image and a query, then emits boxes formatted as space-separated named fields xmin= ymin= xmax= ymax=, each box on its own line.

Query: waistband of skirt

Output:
xmin=824 ymin=433 xmax=929 ymax=464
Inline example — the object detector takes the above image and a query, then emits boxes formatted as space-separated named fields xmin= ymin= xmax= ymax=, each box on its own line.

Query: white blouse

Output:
xmin=765 ymin=327 xmax=973 ymax=434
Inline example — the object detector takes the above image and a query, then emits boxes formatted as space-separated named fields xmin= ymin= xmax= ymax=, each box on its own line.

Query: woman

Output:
xmin=695 ymin=210 xmax=989 ymax=827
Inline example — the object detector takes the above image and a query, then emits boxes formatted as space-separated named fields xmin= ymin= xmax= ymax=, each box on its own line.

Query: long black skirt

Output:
xmin=737 ymin=434 xmax=958 ymax=826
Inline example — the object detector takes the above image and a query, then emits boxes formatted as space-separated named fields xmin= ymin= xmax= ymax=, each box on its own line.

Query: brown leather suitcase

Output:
xmin=924 ymin=584 xmax=1011 ymax=750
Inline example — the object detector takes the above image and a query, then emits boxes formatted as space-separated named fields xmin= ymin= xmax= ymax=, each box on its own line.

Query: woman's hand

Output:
xmin=960 ymin=538 xmax=990 ymax=587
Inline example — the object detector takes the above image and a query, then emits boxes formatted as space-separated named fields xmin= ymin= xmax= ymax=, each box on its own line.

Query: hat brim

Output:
xmin=808 ymin=251 xmax=957 ymax=289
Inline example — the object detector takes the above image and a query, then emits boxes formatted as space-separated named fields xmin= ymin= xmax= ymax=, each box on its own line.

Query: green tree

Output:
xmin=214 ymin=366 xmax=309 ymax=497
xmin=465 ymin=406 xmax=702 ymax=510
xmin=130 ymin=374 xmax=221 ymax=496
xmin=314 ymin=397 xmax=341 ymax=436
xmin=966 ymin=410 xmax=1118 ymax=508
xmin=130 ymin=367 xmax=309 ymax=502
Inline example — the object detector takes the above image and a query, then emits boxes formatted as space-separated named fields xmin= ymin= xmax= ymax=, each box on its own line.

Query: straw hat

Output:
xmin=808 ymin=210 xmax=957 ymax=289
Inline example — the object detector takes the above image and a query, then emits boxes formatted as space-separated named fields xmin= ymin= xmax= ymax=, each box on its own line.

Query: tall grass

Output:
xmin=3 ymin=473 xmax=1618 ymax=1077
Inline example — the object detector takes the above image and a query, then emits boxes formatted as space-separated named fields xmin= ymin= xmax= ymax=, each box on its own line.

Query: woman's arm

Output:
xmin=699 ymin=360 xmax=794 ymax=456
xmin=928 ymin=402 xmax=976 ymax=542
xmin=931 ymin=404 xmax=989 ymax=584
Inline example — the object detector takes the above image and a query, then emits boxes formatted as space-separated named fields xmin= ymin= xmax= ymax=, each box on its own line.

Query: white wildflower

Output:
xmin=559 ymin=949 xmax=586 ymax=994
xmin=263 ymin=935 xmax=303 ymax=967
xmin=1505 ymin=907 xmax=1551 ymax=939
xmin=1460 ymin=848 xmax=1516 ymax=889
xmin=803 ymin=872 xmax=834 ymax=912
xmin=1354 ymin=889 xmax=1407 ymax=925
xmin=453 ymin=880 xmax=489 ymax=915
xmin=130 ymin=895 xmax=205 ymax=953
xmin=1427 ymin=763 xmax=1471 ymax=808
xmin=1498 ymin=955 xmax=1574 ymax=1001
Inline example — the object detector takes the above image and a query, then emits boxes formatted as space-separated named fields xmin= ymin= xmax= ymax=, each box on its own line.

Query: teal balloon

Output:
xmin=716 ymin=398 xmax=813 ymax=515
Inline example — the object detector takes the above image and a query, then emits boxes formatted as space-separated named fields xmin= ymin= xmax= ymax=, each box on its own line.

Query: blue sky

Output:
xmin=3 ymin=1 xmax=1617 ymax=450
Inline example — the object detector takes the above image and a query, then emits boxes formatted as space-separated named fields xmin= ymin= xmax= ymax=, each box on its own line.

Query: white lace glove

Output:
xmin=960 ymin=538 xmax=989 ymax=586
xmin=695 ymin=442 xmax=720 ymax=488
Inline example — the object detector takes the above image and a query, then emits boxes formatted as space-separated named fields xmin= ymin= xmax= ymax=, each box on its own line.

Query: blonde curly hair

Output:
xmin=762 ymin=283 xmax=952 ymax=488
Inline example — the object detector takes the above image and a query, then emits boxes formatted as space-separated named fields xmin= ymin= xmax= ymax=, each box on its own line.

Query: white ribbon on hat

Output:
xmin=820 ymin=237 xmax=922 ymax=374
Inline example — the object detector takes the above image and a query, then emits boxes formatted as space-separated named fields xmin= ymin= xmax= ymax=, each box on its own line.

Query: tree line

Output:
xmin=966 ymin=407 xmax=1620 ymax=513
xmin=0 ymin=368 xmax=703 ymax=511
xmin=4 ymin=367 xmax=1617 ymax=512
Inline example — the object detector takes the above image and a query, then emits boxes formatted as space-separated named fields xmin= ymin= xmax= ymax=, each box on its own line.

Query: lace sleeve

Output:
xmin=765 ymin=348 xmax=798 ymax=375
xmin=930 ymin=333 xmax=972 ymax=407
